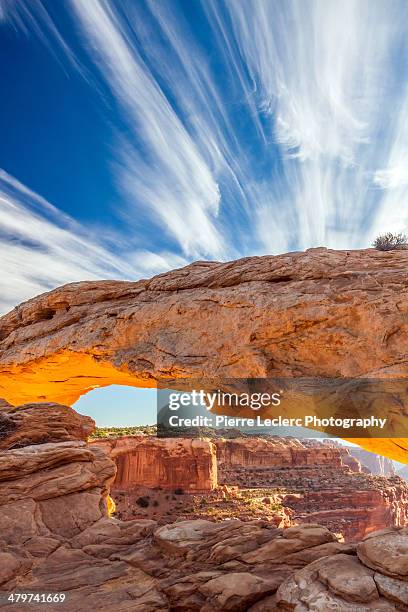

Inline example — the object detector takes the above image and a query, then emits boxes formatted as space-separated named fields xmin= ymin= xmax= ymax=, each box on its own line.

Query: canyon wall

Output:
xmin=320 ymin=439 xmax=396 ymax=475
xmin=399 ymin=465 xmax=408 ymax=481
xmin=91 ymin=436 xmax=217 ymax=491
xmin=215 ymin=437 xmax=408 ymax=542
xmin=283 ymin=475 xmax=408 ymax=542
xmin=1 ymin=401 xmax=406 ymax=611
xmin=349 ymin=447 xmax=396 ymax=476
xmin=215 ymin=437 xmax=343 ymax=469
xmin=0 ymin=248 xmax=407 ymax=463
xmin=93 ymin=433 xmax=408 ymax=542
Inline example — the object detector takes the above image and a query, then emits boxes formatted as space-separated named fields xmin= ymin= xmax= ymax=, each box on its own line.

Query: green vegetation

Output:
xmin=373 ymin=232 xmax=408 ymax=251
xmin=136 ymin=496 xmax=150 ymax=508
xmin=90 ymin=425 xmax=157 ymax=439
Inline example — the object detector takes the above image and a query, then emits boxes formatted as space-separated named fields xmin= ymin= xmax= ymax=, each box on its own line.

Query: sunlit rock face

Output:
xmin=214 ymin=437 xmax=342 ymax=469
xmin=215 ymin=438 xmax=408 ymax=542
xmin=0 ymin=402 xmax=407 ymax=610
xmin=91 ymin=436 xmax=218 ymax=491
xmin=0 ymin=400 xmax=94 ymax=450
xmin=0 ymin=248 xmax=407 ymax=462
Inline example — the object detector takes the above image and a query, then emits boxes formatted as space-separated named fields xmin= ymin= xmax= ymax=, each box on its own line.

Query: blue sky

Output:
xmin=1 ymin=1 xmax=408 ymax=426
xmin=74 ymin=385 xmax=158 ymax=426
xmin=1 ymin=0 xmax=408 ymax=315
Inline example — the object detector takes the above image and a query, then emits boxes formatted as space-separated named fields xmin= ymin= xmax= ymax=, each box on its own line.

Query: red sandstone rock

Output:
xmin=357 ymin=527 xmax=408 ymax=579
xmin=215 ymin=437 xmax=408 ymax=542
xmin=91 ymin=435 xmax=217 ymax=491
xmin=215 ymin=437 xmax=342 ymax=469
xmin=1 ymin=403 xmax=407 ymax=611
xmin=285 ymin=483 xmax=408 ymax=542
xmin=275 ymin=528 xmax=408 ymax=610
xmin=92 ymin=433 xmax=408 ymax=541
xmin=0 ymin=249 xmax=407 ymax=463
xmin=0 ymin=441 xmax=116 ymax=541
xmin=0 ymin=400 xmax=94 ymax=450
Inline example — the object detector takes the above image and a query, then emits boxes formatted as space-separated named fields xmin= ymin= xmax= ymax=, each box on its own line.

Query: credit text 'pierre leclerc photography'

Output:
xmin=0 ymin=1 xmax=407 ymax=610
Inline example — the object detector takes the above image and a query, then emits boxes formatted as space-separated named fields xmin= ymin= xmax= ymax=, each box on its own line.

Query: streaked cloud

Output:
xmin=71 ymin=0 xmax=225 ymax=260
xmin=1 ymin=0 xmax=408 ymax=313
xmin=208 ymin=0 xmax=408 ymax=247
xmin=0 ymin=170 xmax=186 ymax=313
xmin=0 ymin=0 xmax=84 ymax=75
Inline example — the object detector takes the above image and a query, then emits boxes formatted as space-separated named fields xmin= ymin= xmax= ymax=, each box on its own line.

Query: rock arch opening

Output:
xmin=0 ymin=250 xmax=407 ymax=462
xmin=74 ymin=384 xmax=158 ymax=429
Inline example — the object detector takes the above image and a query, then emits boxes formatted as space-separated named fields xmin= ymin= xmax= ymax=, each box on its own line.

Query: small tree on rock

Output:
xmin=373 ymin=232 xmax=408 ymax=251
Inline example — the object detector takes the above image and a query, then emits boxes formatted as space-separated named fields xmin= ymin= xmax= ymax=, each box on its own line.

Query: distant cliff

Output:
xmin=348 ymin=447 xmax=396 ymax=476
xmin=398 ymin=465 xmax=408 ymax=481
xmin=91 ymin=436 xmax=217 ymax=492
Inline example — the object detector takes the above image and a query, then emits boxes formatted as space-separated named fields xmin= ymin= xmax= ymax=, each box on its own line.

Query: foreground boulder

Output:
xmin=274 ymin=527 xmax=408 ymax=610
xmin=0 ymin=399 xmax=94 ymax=450
xmin=0 ymin=440 xmax=115 ymax=542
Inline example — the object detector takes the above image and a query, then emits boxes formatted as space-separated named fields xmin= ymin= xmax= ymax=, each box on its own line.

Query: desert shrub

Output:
xmin=373 ymin=232 xmax=408 ymax=251
xmin=0 ymin=413 xmax=16 ymax=440
xmin=174 ymin=487 xmax=184 ymax=495
xmin=136 ymin=496 xmax=150 ymax=508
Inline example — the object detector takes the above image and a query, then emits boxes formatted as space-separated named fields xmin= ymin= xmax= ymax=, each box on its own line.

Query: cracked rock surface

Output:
xmin=0 ymin=248 xmax=407 ymax=464
xmin=0 ymin=403 xmax=407 ymax=611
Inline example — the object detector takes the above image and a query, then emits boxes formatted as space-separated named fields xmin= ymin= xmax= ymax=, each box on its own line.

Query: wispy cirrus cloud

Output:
xmin=70 ymin=0 xmax=408 ymax=256
xmin=0 ymin=170 xmax=187 ymax=313
xmin=0 ymin=0 xmax=85 ymax=75
xmin=71 ymin=0 xmax=226 ymax=260
xmin=1 ymin=0 xmax=408 ymax=314
xmin=207 ymin=0 xmax=408 ymax=248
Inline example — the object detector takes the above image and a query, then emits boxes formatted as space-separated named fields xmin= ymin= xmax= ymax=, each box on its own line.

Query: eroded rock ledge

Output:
xmin=1 ymin=440 xmax=407 ymax=611
xmin=1 ymin=402 xmax=407 ymax=611
xmin=0 ymin=248 xmax=407 ymax=462
xmin=94 ymin=434 xmax=408 ymax=543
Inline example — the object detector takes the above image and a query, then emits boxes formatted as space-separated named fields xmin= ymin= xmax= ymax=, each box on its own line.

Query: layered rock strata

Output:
xmin=0 ymin=248 xmax=407 ymax=463
xmin=91 ymin=434 xmax=408 ymax=541
xmin=92 ymin=435 xmax=217 ymax=491
xmin=0 ymin=399 xmax=94 ymax=450
xmin=282 ymin=474 xmax=408 ymax=542
xmin=215 ymin=437 xmax=343 ymax=469
xmin=1 ymin=467 xmax=406 ymax=612
xmin=216 ymin=438 xmax=408 ymax=541
xmin=1 ymin=402 xmax=407 ymax=610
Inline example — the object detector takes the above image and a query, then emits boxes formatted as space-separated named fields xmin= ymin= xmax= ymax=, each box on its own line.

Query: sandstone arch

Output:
xmin=0 ymin=248 xmax=407 ymax=462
